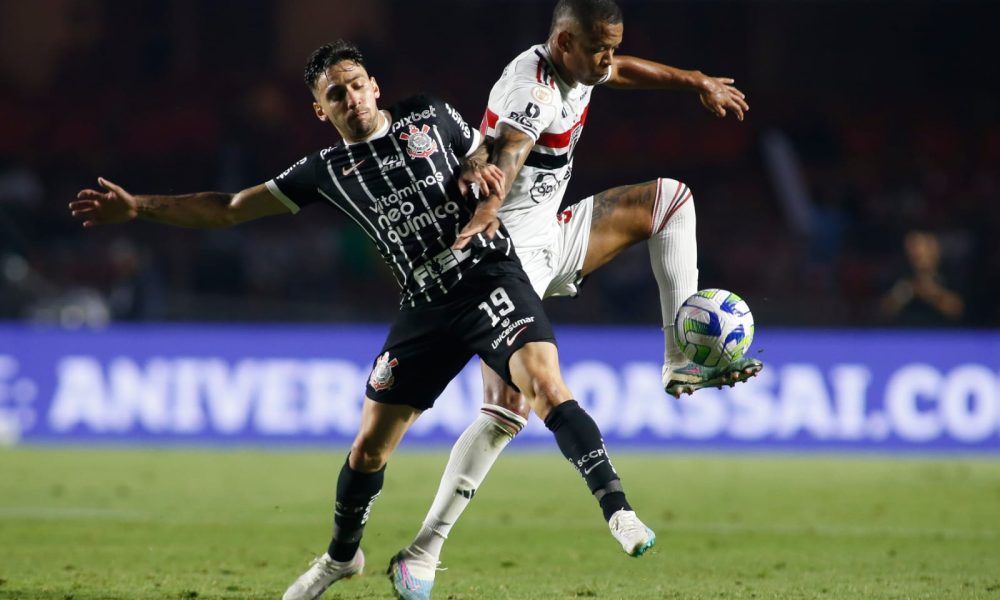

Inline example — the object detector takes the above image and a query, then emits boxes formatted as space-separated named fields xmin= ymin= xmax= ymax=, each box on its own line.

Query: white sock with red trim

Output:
xmin=407 ymin=405 xmax=527 ymax=561
xmin=648 ymin=178 xmax=699 ymax=369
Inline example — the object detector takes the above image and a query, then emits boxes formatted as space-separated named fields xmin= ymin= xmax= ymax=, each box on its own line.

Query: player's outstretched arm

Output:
xmin=452 ymin=124 xmax=535 ymax=250
xmin=607 ymin=55 xmax=749 ymax=121
xmin=70 ymin=179 xmax=291 ymax=229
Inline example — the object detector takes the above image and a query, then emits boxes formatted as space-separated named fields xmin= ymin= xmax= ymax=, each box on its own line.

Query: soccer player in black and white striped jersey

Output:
xmin=69 ymin=39 xmax=655 ymax=600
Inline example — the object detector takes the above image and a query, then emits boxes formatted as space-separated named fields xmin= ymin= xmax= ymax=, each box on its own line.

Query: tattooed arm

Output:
xmin=452 ymin=124 xmax=535 ymax=250
xmin=70 ymin=179 xmax=290 ymax=229
xmin=488 ymin=123 xmax=535 ymax=201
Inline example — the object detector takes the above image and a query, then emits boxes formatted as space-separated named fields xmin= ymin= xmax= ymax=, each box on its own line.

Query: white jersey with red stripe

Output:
xmin=480 ymin=44 xmax=605 ymax=253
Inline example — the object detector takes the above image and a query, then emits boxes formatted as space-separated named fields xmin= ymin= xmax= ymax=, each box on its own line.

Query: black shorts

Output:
xmin=365 ymin=257 xmax=556 ymax=410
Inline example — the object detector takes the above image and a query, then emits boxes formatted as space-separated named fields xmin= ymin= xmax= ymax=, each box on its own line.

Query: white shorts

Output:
xmin=518 ymin=196 xmax=595 ymax=299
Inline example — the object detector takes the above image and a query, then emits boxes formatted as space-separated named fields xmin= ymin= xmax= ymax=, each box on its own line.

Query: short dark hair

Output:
xmin=550 ymin=0 xmax=622 ymax=34
xmin=304 ymin=40 xmax=366 ymax=91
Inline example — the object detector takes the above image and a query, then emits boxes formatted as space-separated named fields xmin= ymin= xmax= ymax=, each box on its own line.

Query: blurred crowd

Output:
xmin=2 ymin=0 xmax=997 ymax=327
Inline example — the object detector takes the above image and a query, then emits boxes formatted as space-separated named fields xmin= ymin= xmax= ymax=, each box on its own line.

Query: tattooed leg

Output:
xmin=583 ymin=179 xmax=699 ymax=368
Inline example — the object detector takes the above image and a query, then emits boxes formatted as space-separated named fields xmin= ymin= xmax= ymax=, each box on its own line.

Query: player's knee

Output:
xmin=484 ymin=384 xmax=531 ymax=419
xmin=523 ymin=372 xmax=571 ymax=411
xmin=350 ymin=439 xmax=390 ymax=472
xmin=659 ymin=178 xmax=695 ymax=206
xmin=650 ymin=178 xmax=696 ymax=237
xmin=509 ymin=342 xmax=569 ymax=410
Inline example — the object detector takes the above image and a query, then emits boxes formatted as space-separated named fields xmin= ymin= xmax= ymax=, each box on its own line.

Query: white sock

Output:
xmin=648 ymin=178 xmax=699 ymax=369
xmin=407 ymin=405 xmax=527 ymax=561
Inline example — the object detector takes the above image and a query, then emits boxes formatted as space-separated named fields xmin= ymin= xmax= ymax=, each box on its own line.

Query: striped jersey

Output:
xmin=480 ymin=44 xmax=606 ymax=253
xmin=267 ymin=94 xmax=515 ymax=307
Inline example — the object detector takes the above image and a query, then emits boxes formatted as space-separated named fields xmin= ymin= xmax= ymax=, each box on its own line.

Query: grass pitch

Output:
xmin=0 ymin=448 xmax=998 ymax=599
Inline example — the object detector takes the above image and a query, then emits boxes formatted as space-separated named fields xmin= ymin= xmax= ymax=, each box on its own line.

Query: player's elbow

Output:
xmin=222 ymin=192 xmax=257 ymax=227
xmin=220 ymin=208 xmax=248 ymax=228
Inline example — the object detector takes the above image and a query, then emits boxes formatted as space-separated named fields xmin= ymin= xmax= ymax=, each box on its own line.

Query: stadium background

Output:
xmin=0 ymin=1 xmax=998 ymax=598
xmin=3 ymin=0 xmax=999 ymax=327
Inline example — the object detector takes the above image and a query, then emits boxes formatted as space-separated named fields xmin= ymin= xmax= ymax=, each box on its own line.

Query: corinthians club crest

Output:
xmin=369 ymin=352 xmax=399 ymax=391
xmin=399 ymin=124 xmax=438 ymax=158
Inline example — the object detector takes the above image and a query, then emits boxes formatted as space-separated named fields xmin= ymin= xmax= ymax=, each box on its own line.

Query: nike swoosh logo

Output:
xmin=506 ymin=326 xmax=528 ymax=347
xmin=583 ymin=460 xmax=606 ymax=475
xmin=341 ymin=158 xmax=367 ymax=177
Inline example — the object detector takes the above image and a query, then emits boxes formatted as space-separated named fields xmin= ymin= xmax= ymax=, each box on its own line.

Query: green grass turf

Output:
xmin=0 ymin=448 xmax=998 ymax=600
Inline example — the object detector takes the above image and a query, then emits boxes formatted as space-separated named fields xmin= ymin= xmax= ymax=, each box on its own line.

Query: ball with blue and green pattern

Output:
xmin=673 ymin=288 xmax=755 ymax=367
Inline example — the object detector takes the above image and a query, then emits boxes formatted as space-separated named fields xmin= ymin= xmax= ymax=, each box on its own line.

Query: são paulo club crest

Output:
xmin=369 ymin=352 xmax=399 ymax=391
xmin=399 ymin=124 xmax=438 ymax=158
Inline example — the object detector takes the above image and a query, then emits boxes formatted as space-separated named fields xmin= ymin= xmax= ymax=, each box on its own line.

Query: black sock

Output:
xmin=544 ymin=400 xmax=632 ymax=521
xmin=327 ymin=456 xmax=385 ymax=561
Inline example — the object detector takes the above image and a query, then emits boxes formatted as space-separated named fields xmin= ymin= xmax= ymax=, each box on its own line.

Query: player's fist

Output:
xmin=458 ymin=161 xmax=505 ymax=199
xmin=69 ymin=177 xmax=139 ymax=227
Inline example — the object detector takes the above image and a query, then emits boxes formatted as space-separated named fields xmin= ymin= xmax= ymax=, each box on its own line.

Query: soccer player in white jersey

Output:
xmin=389 ymin=1 xmax=762 ymax=598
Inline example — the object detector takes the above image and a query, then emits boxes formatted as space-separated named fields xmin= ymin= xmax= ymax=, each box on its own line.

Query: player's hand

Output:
xmin=458 ymin=161 xmax=505 ymax=199
xmin=69 ymin=177 xmax=139 ymax=227
xmin=698 ymin=75 xmax=749 ymax=121
xmin=453 ymin=202 xmax=500 ymax=250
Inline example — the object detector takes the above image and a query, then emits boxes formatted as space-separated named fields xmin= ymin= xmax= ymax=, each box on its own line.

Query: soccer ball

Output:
xmin=673 ymin=289 xmax=755 ymax=367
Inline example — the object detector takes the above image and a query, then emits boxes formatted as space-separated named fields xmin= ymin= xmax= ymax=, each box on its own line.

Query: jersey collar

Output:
xmin=537 ymin=44 xmax=584 ymax=95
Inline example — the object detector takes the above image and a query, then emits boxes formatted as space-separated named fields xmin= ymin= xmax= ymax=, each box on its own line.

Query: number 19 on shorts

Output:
xmin=477 ymin=287 xmax=515 ymax=327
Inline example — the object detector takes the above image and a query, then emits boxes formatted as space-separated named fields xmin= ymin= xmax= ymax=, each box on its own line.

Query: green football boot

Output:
xmin=663 ymin=356 xmax=763 ymax=398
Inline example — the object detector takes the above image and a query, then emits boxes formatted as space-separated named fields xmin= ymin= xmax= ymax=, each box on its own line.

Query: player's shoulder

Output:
xmin=506 ymin=44 xmax=547 ymax=75
xmin=273 ymin=145 xmax=330 ymax=184
xmin=392 ymin=93 xmax=473 ymax=139
xmin=499 ymin=45 xmax=564 ymax=102
xmin=299 ymin=146 xmax=327 ymax=166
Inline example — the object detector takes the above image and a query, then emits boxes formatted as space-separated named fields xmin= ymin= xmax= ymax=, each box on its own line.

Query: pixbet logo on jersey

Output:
xmin=399 ymin=125 xmax=438 ymax=159
xmin=390 ymin=105 xmax=437 ymax=133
